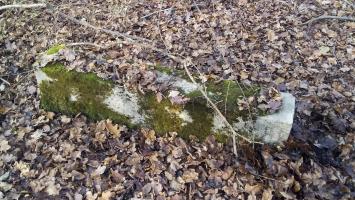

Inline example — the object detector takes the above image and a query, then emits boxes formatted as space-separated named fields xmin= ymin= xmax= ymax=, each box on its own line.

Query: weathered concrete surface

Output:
xmin=35 ymin=64 xmax=295 ymax=144
xmin=253 ymin=93 xmax=296 ymax=143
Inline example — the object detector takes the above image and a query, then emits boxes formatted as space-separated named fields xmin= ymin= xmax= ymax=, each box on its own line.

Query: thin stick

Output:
xmin=141 ymin=7 xmax=174 ymax=19
xmin=0 ymin=4 xmax=46 ymax=11
xmin=225 ymin=81 xmax=231 ymax=116
xmin=301 ymin=15 xmax=355 ymax=25
xmin=66 ymin=42 xmax=106 ymax=49
xmin=55 ymin=11 xmax=261 ymax=144
xmin=57 ymin=13 xmax=153 ymax=44
xmin=0 ymin=78 xmax=10 ymax=85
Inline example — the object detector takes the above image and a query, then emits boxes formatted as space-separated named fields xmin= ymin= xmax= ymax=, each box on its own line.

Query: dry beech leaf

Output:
xmin=262 ymin=188 xmax=273 ymax=200
xmin=143 ymin=129 xmax=156 ymax=145
xmin=60 ymin=115 xmax=71 ymax=124
xmin=267 ymin=29 xmax=277 ymax=41
xmin=240 ymin=70 xmax=249 ymax=80
xmin=91 ymin=165 xmax=106 ymax=178
xmin=105 ymin=119 xmax=121 ymax=138
xmin=45 ymin=180 xmax=60 ymax=196
xmin=182 ymin=169 xmax=199 ymax=183
xmin=99 ymin=190 xmax=113 ymax=200
xmin=222 ymin=167 xmax=234 ymax=180
xmin=245 ymin=184 xmax=262 ymax=194
xmin=0 ymin=139 xmax=11 ymax=153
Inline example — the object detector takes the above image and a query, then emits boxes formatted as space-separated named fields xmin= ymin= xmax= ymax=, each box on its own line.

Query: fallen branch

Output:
xmin=301 ymin=15 xmax=355 ymax=25
xmin=0 ymin=3 xmax=46 ymax=11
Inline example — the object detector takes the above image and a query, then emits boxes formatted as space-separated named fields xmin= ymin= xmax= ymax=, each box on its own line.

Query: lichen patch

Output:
xmin=178 ymin=110 xmax=193 ymax=125
xmin=35 ymin=70 xmax=53 ymax=84
xmin=104 ymin=87 xmax=145 ymax=124
xmin=212 ymin=114 xmax=225 ymax=132
xmin=156 ymin=72 xmax=199 ymax=94
xmin=69 ymin=88 xmax=80 ymax=102
xmin=173 ymin=79 xmax=199 ymax=94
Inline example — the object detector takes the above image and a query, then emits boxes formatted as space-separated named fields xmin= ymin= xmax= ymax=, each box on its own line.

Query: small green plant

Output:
xmin=46 ymin=44 xmax=65 ymax=55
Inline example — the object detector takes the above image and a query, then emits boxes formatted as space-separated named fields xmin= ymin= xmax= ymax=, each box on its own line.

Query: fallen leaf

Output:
xmin=319 ymin=46 xmax=330 ymax=55
xmin=240 ymin=70 xmax=249 ymax=80
xmin=245 ymin=184 xmax=262 ymax=194
xmin=182 ymin=169 xmax=199 ymax=183
xmin=61 ymin=115 xmax=71 ymax=124
xmin=46 ymin=179 xmax=60 ymax=196
xmin=0 ymin=182 xmax=12 ymax=192
xmin=143 ymin=129 xmax=156 ymax=145
xmin=222 ymin=167 xmax=234 ymax=180
xmin=105 ymin=119 xmax=121 ymax=138
xmin=262 ymin=188 xmax=273 ymax=200
xmin=92 ymin=165 xmax=106 ymax=178
xmin=0 ymin=139 xmax=11 ymax=153
xmin=99 ymin=190 xmax=113 ymax=200
xmin=267 ymin=29 xmax=277 ymax=41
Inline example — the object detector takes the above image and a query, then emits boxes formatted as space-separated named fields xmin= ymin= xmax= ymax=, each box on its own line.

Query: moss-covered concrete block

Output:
xmin=35 ymin=63 xmax=295 ymax=143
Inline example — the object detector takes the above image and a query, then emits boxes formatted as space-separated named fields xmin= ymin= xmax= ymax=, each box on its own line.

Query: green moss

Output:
xmin=153 ymin=64 xmax=174 ymax=75
xmin=141 ymin=93 xmax=183 ymax=134
xmin=186 ymin=80 xmax=260 ymax=121
xmin=214 ymin=132 xmax=229 ymax=143
xmin=180 ymin=101 xmax=214 ymax=141
xmin=46 ymin=44 xmax=65 ymax=55
xmin=40 ymin=63 xmax=132 ymax=126
xmin=140 ymin=92 xmax=214 ymax=141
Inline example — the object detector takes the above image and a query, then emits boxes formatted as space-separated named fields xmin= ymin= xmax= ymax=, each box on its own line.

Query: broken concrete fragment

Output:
xmin=212 ymin=92 xmax=295 ymax=144
xmin=253 ymin=93 xmax=296 ymax=143
xmin=35 ymin=63 xmax=295 ymax=144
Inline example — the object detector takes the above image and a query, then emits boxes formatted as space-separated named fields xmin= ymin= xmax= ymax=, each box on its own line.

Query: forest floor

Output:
xmin=0 ymin=0 xmax=354 ymax=199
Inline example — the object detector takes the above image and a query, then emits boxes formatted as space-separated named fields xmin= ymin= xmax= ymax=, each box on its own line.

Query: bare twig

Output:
xmin=57 ymin=13 xmax=153 ymax=44
xmin=0 ymin=78 xmax=10 ymax=85
xmin=141 ymin=7 xmax=174 ymax=19
xmin=301 ymin=15 xmax=355 ymax=25
xmin=225 ymin=81 xmax=231 ymax=116
xmin=66 ymin=42 xmax=106 ymax=49
xmin=0 ymin=3 xmax=46 ymax=11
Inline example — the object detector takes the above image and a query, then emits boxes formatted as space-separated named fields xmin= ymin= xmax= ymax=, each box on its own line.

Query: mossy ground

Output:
xmin=141 ymin=93 xmax=214 ymax=141
xmin=186 ymin=80 xmax=261 ymax=120
xmin=40 ymin=63 xmax=132 ymax=126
